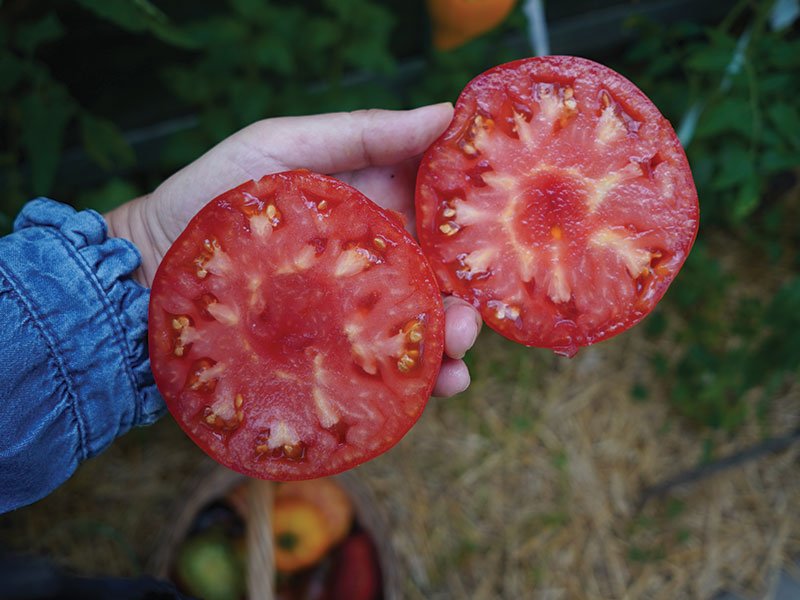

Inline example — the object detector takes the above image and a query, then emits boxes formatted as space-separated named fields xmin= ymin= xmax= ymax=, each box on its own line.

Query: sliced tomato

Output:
xmin=149 ymin=170 xmax=444 ymax=480
xmin=416 ymin=56 xmax=699 ymax=356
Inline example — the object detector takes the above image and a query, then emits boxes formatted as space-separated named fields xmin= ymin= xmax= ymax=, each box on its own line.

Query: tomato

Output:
xmin=328 ymin=532 xmax=381 ymax=600
xmin=415 ymin=56 xmax=699 ymax=356
xmin=426 ymin=0 xmax=517 ymax=50
xmin=273 ymin=497 xmax=332 ymax=573
xmin=149 ymin=170 xmax=444 ymax=480
xmin=276 ymin=478 xmax=354 ymax=546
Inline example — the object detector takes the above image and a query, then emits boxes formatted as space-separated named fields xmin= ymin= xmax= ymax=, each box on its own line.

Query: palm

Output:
xmin=108 ymin=106 xmax=479 ymax=397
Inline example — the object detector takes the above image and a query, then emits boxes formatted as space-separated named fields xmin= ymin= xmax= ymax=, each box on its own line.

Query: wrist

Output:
xmin=104 ymin=196 xmax=160 ymax=287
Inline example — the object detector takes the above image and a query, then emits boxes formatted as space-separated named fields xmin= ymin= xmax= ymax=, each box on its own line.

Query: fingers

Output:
xmin=432 ymin=359 xmax=470 ymax=397
xmin=432 ymin=297 xmax=482 ymax=397
xmin=242 ymin=103 xmax=454 ymax=174
xmin=443 ymin=296 xmax=482 ymax=359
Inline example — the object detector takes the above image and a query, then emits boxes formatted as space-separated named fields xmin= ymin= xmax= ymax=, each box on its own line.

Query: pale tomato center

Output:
xmin=517 ymin=170 xmax=588 ymax=246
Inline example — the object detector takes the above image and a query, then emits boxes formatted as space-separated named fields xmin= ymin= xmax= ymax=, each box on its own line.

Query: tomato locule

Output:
xmin=149 ymin=170 xmax=444 ymax=480
xmin=416 ymin=56 xmax=699 ymax=356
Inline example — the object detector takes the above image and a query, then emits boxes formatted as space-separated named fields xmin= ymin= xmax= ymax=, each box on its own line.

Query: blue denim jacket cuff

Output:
xmin=12 ymin=198 xmax=165 ymax=457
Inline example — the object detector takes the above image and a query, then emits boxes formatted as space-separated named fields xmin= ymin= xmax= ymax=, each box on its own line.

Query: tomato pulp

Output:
xmin=416 ymin=56 xmax=699 ymax=356
xmin=149 ymin=171 xmax=444 ymax=480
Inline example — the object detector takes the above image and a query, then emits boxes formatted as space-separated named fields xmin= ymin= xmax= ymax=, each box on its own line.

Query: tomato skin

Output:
xmin=416 ymin=56 xmax=699 ymax=355
xmin=150 ymin=171 xmax=444 ymax=480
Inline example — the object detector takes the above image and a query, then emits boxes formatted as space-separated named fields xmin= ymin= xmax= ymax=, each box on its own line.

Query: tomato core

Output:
xmin=517 ymin=170 xmax=588 ymax=245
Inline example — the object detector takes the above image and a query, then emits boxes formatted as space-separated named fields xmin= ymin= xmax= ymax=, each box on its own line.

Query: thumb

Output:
xmin=239 ymin=103 xmax=455 ymax=174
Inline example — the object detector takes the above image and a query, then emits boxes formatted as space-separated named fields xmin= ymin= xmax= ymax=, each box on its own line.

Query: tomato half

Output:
xmin=416 ymin=56 xmax=699 ymax=356
xmin=149 ymin=170 xmax=444 ymax=480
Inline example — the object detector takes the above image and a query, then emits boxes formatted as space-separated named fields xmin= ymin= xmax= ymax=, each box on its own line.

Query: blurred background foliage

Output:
xmin=0 ymin=0 xmax=798 ymax=436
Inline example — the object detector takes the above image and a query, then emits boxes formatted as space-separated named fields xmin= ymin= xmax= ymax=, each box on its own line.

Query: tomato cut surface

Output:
xmin=149 ymin=170 xmax=444 ymax=480
xmin=416 ymin=56 xmax=699 ymax=356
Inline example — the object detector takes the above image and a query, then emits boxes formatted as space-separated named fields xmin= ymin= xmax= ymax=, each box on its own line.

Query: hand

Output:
xmin=105 ymin=105 xmax=482 ymax=396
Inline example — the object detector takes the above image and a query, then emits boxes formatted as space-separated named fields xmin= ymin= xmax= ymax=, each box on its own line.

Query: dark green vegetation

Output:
xmin=1 ymin=0 xmax=797 ymax=435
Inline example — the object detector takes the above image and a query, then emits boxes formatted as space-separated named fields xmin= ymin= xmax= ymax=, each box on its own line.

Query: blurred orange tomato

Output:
xmin=427 ymin=0 xmax=517 ymax=50
xmin=276 ymin=478 xmax=355 ymax=546
xmin=272 ymin=497 xmax=332 ymax=573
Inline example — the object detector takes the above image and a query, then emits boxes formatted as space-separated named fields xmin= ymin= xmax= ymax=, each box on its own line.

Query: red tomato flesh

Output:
xmin=416 ymin=56 xmax=699 ymax=356
xmin=149 ymin=170 xmax=444 ymax=480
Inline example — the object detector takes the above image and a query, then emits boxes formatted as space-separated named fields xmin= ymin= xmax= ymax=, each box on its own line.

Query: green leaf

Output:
xmin=73 ymin=0 xmax=196 ymax=48
xmin=161 ymin=66 xmax=217 ymax=105
xmin=686 ymin=32 xmax=736 ymax=73
xmin=79 ymin=113 xmax=136 ymax=171
xmin=229 ymin=0 xmax=270 ymax=21
xmin=159 ymin=129 xmax=207 ymax=169
xmin=19 ymin=87 xmax=76 ymax=195
xmin=305 ymin=17 xmax=339 ymax=53
xmin=199 ymin=108 xmax=235 ymax=143
xmin=731 ymin=177 xmax=760 ymax=222
xmin=713 ymin=143 xmax=755 ymax=190
xmin=229 ymin=81 xmax=271 ymax=126
xmin=0 ymin=51 xmax=28 ymax=93
xmin=185 ymin=17 xmax=247 ymax=47
xmin=252 ymin=37 xmax=294 ymax=74
xmin=761 ymin=149 xmax=800 ymax=173
xmin=14 ymin=13 xmax=64 ymax=55
xmin=766 ymin=102 xmax=800 ymax=149
xmin=695 ymin=98 xmax=752 ymax=139
xmin=75 ymin=177 xmax=140 ymax=213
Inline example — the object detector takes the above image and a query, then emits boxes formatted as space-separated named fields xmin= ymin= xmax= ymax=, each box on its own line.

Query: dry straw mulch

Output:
xmin=1 ymin=327 xmax=798 ymax=600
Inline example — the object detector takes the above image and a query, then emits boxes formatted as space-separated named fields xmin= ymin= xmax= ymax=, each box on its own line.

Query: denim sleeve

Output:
xmin=0 ymin=198 xmax=165 ymax=513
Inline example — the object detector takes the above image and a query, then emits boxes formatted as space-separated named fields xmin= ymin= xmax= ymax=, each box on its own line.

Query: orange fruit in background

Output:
xmin=427 ymin=0 xmax=517 ymax=50
xmin=276 ymin=478 xmax=355 ymax=546
xmin=272 ymin=497 xmax=332 ymax=572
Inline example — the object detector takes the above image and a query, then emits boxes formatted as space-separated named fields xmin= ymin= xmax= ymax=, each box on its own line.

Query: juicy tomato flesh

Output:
xmin=149 ymin=170 xmax=444 ymax=480
xmin=416 ymin=56 xmax=699 ymax=356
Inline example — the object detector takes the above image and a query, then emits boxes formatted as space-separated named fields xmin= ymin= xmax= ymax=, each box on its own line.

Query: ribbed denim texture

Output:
xmin=0 ymin=199 xmax=164 ymax=513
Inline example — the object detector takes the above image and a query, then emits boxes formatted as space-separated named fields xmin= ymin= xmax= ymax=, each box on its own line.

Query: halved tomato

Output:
xmin=416 ymin=56 xmax=699 ymax=356
xmin=149 ymin=170 xmax=444 ymax=480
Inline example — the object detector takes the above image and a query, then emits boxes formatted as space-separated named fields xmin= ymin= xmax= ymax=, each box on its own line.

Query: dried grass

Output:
xmin=1 ymin=297 xmax=798 ymax=600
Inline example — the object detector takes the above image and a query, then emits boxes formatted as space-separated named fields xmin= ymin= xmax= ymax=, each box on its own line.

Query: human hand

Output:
xmin=105 ymin=105 xmax=482 ymax=396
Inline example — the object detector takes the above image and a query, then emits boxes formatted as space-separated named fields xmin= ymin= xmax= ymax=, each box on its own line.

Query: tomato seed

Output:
xmin=460 ymin=141 xmax=478 ymax=156
xmin=282 ymin=443 xmax=305 ymax=461
xmin=186 ymin=358 xmax=220 ymax=393
xmin=172 ymin=316 xmax=190 ymax=330
xmin=397 ymin=353 xmax=416 ymax=373
xmin=439 ymin=222 xmax=460 ymax=236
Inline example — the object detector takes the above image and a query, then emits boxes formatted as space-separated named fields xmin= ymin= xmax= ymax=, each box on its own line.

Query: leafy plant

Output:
xmin=158 ymin=0 xmax=399 ymax=169
xmin=624 ymin=0 xmax=800 ymax=430
xmin=0 ymin=0 xmax=190 ymax=233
